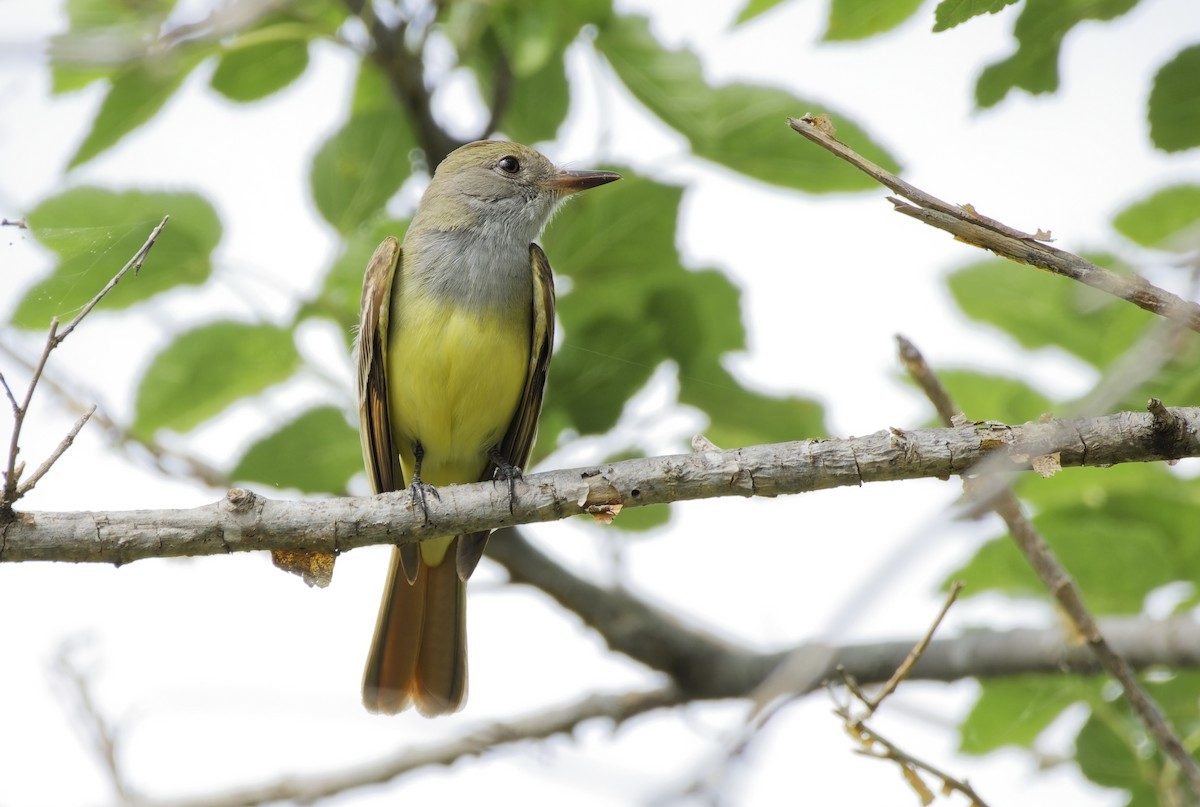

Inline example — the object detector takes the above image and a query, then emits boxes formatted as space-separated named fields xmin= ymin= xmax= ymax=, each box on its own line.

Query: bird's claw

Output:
xmin=408 ymin=477 xmax=440 ymax=524
xmin=488 ymin=447 xmax=523 ymax=514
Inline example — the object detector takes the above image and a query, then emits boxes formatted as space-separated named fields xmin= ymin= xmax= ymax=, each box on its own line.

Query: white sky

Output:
xmin=3 ymin=0 xmax=1200 ymax=805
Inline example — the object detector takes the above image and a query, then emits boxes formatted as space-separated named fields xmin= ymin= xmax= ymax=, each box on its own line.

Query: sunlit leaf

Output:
xmin=133 ymin=321 xmax=301 ymax=438
xmin=15 ymin=188 xmax=220 ymax=329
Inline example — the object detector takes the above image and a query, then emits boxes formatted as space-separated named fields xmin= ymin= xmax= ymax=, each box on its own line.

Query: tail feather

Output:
xmin=362 ymin=542 xmax=467 ymax=716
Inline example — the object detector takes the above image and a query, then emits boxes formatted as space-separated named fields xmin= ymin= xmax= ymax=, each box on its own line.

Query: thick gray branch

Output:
xmin=3 ymin=407 xmax=1198 ymax=564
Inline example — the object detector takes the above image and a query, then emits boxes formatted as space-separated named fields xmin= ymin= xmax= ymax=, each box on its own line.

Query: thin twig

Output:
xmin=0 ymin=339 xmax=230 ymax=489
xmin=833 ymin=690 xmax=991 ymax=807
xmin=896 ymin=335 xmax=1200 ymax=799
xmin=1 ymin=217 xmax=168 ymax=516
xmin=864 ymin=580 xmax=964 ymax=715
xmin=832 ymin=583 xmax=983 ymax=806
xmin=788 ymin=115 xmax=1200 ymax=333
xmin=16 ymin=405 xmax=96 ymax=497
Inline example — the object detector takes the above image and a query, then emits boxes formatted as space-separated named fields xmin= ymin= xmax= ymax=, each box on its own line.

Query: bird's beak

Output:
xmin=544 ymin=168 xmax=622 ymax=195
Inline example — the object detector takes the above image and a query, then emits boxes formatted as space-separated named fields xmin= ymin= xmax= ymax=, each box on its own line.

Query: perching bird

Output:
xmin=357 ymin=140 xmax=620 ymax=715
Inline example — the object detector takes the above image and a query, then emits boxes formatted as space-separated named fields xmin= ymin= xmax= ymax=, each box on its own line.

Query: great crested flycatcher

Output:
xmin=356 ymin=140 xmax=620 ymax=716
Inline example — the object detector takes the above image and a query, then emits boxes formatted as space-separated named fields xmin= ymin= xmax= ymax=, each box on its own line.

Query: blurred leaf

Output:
xmin=1073 ymin=672 xmax=1200 ymax=804
xmin=68 ymin=46 xmax=210 ymax=168
xmin=1112 ymin=184 xmax=1200 ymax=250
xmin=310 ymin=62 xmax=416 ymax=233
xmin=933 ymin=0 xmax=1019 ymax=31
xmin=540 ymin=172 xmax=824 ymax=453
xmin=918 ymin=370 xmax=1053 ymax=424
xmin=211 ymin=31 xmax=310 ymax=103
xmin=133 ymin=321 xmax=301 ymax=438
xmin=975 ymin=0 xmax=1139 ymax=108
xmin=50 ymin=0 xmax=176 ymax=92
xmin=952 ymin=465 xmax=1200 ymax=613
xmin=1076 ymin=710 xmax=1155 ymax=803
xmin=735 ymin=0 xmax=788 ymax=25
xmin=824 ymin=0 xmax=925 ymax=41
xmin=305 ymin=216 xmax=410 ymax=342
xmin=960 ymin=675 xmax=1096 ymax=754
xmin=947 ymin=256 xmax=1150 ymax=370
xmin=232 ymin=406 xmax=361 ymax=494
xmin=496 ymin=50 xmax=570 ymax=145
xmin=15 ymin=188 xmax=220 ymax=329
xmin=1148 ymin=45 xmax=1200 ymax=153
xmin=596 ymin=15 xmax=900 ymax=192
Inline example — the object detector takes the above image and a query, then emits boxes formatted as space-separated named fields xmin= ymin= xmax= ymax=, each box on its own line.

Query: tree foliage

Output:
xmin=7 ymin=0 xmax=1200 ymax=804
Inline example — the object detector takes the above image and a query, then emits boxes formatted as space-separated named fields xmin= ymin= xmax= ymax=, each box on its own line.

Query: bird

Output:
xmin=356 ymin=140 xmax=620 ymax=715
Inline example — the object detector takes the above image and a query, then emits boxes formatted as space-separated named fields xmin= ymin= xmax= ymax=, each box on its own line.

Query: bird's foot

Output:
xmin=408 ymin=476 xmax=440 ymax=524
xmin=488 ymin=447 xmax=523 ymax=514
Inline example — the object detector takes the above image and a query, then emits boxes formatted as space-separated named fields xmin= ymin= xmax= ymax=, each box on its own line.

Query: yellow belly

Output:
xmin=387 ymin=297 xmax=529 ymax=491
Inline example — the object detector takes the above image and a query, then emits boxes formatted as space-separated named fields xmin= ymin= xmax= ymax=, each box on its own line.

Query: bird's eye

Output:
xmin=497 ymin=156 xmax=520 ymax=174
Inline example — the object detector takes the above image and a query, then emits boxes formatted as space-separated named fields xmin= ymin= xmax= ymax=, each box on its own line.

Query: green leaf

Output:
xmin=496 ymin=50 xmax=570 ymax=145
xmin=310 ymin=62 xmax=416 ymax=233
xmin=735 ymin=0 xmax=789 ymax=25
xmin=824 ymin=0 xmax=925 ymax=41
xmin=1112 ymin=184 xmax=1200 ymax=250
xmin=1148 ymin=45 xmax=1200 ymax=153
xmin=960 ymin=676 xmax=1096 ymax=754
xmin=933 ymin=0 xmax=1019 ymax=31
xmin=50 ymin=0 xmax=176 ymax=93
xmin=133 ymin=321 xmax=301 ymax=438
xmin=595 ymin=15 xmax=900 ymax=192
xmin=68 ymin=46 xmax=208 ymax=168
xmin=305 ymin=215 xmax=410 ymax=345
xmin=975 ymin=0 xmax=1140 ymax=108
xmin=14 ymin=188 xmax=220 ymax=329
xmin=540 ymin=171 xmax=824 ymax=452
xmin=1075 ymin=709 xmax=1155 ymax=802
xmin=232 ymin=406 xmax=361 ymax=494
xmin=211 ymin=35 xmax=310 ymax=103
xmin=916 ymin=370 xmax=1053 ymax=424
xmin=947 ymin=256 xmax=1150 ymax=370
xmin=952 ymin=465 xmax=1200 ymax=613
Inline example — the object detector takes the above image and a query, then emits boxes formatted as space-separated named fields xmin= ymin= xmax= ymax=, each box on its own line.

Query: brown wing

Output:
xmin=357 ymin=236 xmax=403 ymax=496
xmin=456 ymin=242 xmax=556 ymax=579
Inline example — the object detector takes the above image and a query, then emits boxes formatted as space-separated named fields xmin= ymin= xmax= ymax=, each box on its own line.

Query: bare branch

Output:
xmin=1 ymin=217 xmax=169 ymax=517
xmin=864 ymin=580 xmax=963 ymax=715
xmin=15 ymin=405 xmax=95 ymax=497
xmin=788 ymin=115 xmax=1200 ymax=333
xmin=897 ymin=336 xmax=1200 ymax=799
xmin=4 ymin=407 xmax=1200 ymax=564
